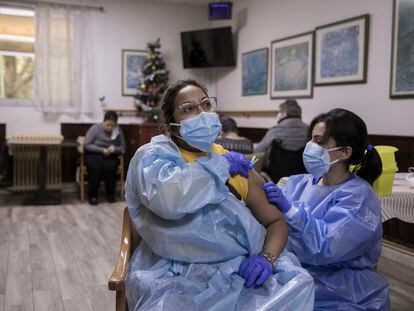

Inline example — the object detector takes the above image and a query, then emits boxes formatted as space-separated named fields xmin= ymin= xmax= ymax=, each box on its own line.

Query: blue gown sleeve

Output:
xmin=284 ymin=185 xmax=382 ymax=266
xmin=125 ymin=138 xmax=230 ymax=220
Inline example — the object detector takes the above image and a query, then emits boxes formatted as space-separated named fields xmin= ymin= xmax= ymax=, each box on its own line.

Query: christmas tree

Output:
xmin=134 ymin=38 xmax=169 ymax=122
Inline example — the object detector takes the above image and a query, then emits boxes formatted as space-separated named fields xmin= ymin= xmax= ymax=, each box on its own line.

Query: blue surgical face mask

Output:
xmin=170 ymin=112 xmax=222 ymax=152
xmin=302 ymin=141 xmax=342 ymax=178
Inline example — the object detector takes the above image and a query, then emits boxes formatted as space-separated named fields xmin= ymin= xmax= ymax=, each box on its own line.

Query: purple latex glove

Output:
xmin=262 ymin=182 xmax=291 ymax=213
xmin=238 ymin=255 xmax=273 ymax=288
xmin=222 ymin=151 xmax=253 ymax=178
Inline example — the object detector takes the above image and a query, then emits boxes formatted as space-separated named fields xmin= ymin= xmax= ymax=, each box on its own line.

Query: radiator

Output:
xmin=7 ymin=136 xmax=63 ymax=192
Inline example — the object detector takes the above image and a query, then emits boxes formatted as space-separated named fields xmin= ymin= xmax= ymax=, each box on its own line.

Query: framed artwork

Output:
xmin=390 ymin=0 xmax=414 ymax=98
xmin=270 ymin=32 xmax=314 ymax=99
xmin=122 ymin=49 xmax=147 ymax=96
xmin=242 ymin=48 xmax=268 ymax=96
xmin=314 ymin=14 xmax=369 ymax=86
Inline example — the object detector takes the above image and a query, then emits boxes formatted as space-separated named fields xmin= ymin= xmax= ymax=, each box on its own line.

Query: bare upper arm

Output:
xmin=246 ymin=170 xmax=285 ymax=227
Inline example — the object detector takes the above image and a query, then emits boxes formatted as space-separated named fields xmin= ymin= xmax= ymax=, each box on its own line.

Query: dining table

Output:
xmin=379 ymin=173 xmax=414 ymax=223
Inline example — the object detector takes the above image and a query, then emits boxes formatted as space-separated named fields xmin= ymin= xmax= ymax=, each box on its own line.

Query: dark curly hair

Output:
xmin=160 ymin=78 xmax=208 ymax=134
xmin=309 ymin=108 xmax=382 ymax=185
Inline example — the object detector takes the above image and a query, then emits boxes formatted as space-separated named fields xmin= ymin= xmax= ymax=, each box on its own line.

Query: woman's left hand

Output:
xmin=238 ymin=255 xmax=273 ymax=288
xmin=223 ymin=151 xmax=252 ymax=178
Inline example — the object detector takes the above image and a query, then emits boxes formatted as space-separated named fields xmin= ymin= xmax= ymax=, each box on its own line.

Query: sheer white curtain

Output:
xmin=34 ymin=4 xmax=95 ymax=114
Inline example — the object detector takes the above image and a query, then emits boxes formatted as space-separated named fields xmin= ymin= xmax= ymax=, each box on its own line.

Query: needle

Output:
xmin=250 ymin=155 xmax=258 ymax=166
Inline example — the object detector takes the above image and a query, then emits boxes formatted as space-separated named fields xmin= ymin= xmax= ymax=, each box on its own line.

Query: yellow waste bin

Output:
xmin=373 ymin=145 xmax=398 ymax=196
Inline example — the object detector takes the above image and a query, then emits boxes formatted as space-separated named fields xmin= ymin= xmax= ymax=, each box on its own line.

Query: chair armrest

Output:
xmin=108 ymin=207 xmax=134 ymax=291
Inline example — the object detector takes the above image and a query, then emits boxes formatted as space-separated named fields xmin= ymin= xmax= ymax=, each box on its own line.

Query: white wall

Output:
xmin=0 ymin=0 xmax=209 ymax=136
xmin=2 ymin=0 xmax=413 ymax=137
xmin=216 ymin=0 xmax=414 ymax=136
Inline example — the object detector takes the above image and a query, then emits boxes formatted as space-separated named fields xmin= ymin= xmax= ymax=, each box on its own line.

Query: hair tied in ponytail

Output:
xmin=366 ymin=144 xmax=373 ymax=151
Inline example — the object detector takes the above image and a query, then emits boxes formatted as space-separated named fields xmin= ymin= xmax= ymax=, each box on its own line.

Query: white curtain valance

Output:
xmin=34 ymin=4 xmax=95 ymax=115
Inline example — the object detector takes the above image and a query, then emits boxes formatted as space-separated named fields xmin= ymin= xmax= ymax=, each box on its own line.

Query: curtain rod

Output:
xmin=0 ymin=0 xmax=104 ymax=12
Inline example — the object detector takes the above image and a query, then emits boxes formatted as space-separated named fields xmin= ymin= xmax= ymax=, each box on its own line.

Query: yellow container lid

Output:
xmin=374 ymin=145 xmax=398 ymax=171
xmin=374 ymin=145 xmax=398 ymax=157
xmin=374 ymin=145 xmax=398 ymax=152
xmin=349 ymin=145 xmax=398 ymax=173
xmin=372 ymin=145 xmax=399 ymax=196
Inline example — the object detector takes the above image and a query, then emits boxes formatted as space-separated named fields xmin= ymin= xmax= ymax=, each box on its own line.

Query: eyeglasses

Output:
xmin=174 ymin=97 xmax=217 ymax=117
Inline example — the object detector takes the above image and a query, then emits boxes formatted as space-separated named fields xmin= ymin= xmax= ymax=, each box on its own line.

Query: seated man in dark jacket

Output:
xmin=84 ymin=111 xmax=126 ymax=205
xmin=255 ymin=99 xmax=308 ymax=170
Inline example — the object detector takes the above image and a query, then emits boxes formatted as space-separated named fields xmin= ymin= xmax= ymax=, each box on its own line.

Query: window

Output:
xmin=0 ymin=6 xmax=35 ymax=100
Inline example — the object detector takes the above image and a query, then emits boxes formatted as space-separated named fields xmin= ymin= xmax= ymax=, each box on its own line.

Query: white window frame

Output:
xmin=0 ymin=5 xmax=35 ymax=106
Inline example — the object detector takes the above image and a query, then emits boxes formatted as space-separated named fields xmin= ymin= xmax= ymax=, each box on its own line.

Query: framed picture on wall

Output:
xmin=270 ymin=32 xmax=314 ymax=99
xmin=314 ymin=14 xmax=369 ymax=86
xmin=242 ymin=48 xmax=268 ymax=96
xmin=122 ymin=49 xmax=147 ymax=96
xmin=390 ymin=0 xmax=414 ymax=98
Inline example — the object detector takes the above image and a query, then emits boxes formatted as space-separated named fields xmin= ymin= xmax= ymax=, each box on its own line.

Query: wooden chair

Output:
xmin=76 ymin=136 xmax=125 ymax=202
xmin=108 ymin=207 xmax=141 ymax=311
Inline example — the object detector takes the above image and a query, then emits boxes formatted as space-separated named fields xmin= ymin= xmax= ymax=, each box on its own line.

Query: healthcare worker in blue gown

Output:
xmin=124 ymin=79 xmax=315 ymax=311
xmin=263 ymin=108 xmax=390 ymax=310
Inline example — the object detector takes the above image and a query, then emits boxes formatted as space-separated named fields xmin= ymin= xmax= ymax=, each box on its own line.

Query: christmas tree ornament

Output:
xmin=134 ymin=38 xmax=169 ymax=123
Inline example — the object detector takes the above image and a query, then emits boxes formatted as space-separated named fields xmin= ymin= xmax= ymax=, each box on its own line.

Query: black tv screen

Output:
xmin=181 ymin=27 xmax=235 ymax=68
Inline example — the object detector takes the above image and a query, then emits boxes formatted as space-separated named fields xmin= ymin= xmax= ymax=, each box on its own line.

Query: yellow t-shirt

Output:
xmin=179 ymin=144 xmax=248 ymax=201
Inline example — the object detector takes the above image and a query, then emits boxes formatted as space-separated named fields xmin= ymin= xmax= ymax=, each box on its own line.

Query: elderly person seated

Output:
xmin=84 ymin=111 xmax=126 ymax=205
xmin=215 ymin=116 xmax=254 ymax=154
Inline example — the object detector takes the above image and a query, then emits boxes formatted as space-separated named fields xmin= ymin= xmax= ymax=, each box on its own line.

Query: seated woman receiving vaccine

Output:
xmin=263 ymin=108 xmax=390 ymax=310
xmin=124 ymin=79 xmax=314 ymax=310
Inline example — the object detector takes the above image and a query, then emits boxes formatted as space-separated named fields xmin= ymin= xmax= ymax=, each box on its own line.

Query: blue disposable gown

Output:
xmin=124 ymin=135 xmax=315 ymax=311
xmin=282 ymin=174 xmax=390 ymax=310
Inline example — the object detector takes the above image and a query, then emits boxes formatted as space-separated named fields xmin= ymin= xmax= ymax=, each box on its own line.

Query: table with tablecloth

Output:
xmin=379 ymin=173 xmax=414 ymax=223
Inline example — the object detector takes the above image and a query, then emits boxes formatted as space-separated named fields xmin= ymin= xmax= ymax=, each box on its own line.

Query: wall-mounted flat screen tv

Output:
xmin=181 ymin=26 xmax=235 ymax=68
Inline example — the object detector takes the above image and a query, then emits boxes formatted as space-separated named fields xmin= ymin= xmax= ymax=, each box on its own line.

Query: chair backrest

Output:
xmin=267 ymin=140 xmax=306 ymax=183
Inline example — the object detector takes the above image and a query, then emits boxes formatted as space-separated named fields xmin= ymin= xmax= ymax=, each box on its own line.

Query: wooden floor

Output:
xmin=377 ymin=242 xmax=414 ymax=311
xmin=0 ymin=200 xmax=123 ymax=311
xmin=1 ymin=199 xmax=413 ymax=310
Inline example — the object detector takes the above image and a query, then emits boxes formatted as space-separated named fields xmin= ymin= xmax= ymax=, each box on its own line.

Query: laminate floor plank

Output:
xmin=33 ymin=290 xmax=64 ymax=311
xmin=86 ymin=285 xmax=115 ymax=311
xmin=0 ymin=217 xmax=10 ymax=300
xmin=4 ymin=272 xmax=33 ymax=311
xmin=56 ymin=268 xmax=89 ymax=301
xmin=62 ymin=297 xmax=94 ymax=311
